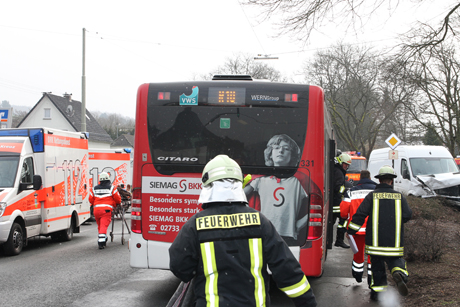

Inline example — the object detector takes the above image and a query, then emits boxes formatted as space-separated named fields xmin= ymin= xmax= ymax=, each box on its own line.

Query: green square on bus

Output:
xmin=220 ymin=118 xmax=230 ymax=129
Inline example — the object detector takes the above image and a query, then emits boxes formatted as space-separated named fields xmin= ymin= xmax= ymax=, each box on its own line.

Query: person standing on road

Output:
xmin=169 ymin=155 xmax=317 ymax=307
xmin=89 ymin=172 xmax=121 ymax=249
xmin=347 ymin=165 xmax=412 ymax=301
xmin=332 ymin=153 xmax=352 ymax=248
xmin=340 ymin=170 xmax=377 ymax=284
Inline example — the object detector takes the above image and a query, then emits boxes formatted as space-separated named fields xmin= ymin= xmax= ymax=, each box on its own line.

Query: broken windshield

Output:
xmin=410 ymin=158 xmax=458 ymax=176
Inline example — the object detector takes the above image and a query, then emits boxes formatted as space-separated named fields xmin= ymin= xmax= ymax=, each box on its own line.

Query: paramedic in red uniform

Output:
xmin=340 ymin=170 xmax=377 ymax=284
xmin=89 ymin=172 xmax=121 ymax=249
xmin=169 ymin=155 xmax=317 ymax=307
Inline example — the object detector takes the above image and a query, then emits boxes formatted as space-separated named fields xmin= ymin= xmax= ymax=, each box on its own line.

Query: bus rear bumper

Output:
xmin=129 ymin=232 xmax=171 ymax=270
xmin=300 ymin=239 xmax=325 ymax=277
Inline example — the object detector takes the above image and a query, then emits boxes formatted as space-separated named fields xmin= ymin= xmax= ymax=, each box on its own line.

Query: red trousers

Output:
xmin=94 ymin=209 xmax=112 ymax=234
xmin=353 ymin=234 xmax=369 ymax=264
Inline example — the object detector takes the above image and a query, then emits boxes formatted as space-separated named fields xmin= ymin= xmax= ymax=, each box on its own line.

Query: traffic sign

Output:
xmin=388 ymin=150 xmax=398 ymax=159
xmin=385 ymin=133 xmax=401 ymax=150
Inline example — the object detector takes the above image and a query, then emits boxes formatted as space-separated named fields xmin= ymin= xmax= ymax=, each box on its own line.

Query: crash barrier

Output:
xmin=166 ymin=278 xmax=195 ymax=307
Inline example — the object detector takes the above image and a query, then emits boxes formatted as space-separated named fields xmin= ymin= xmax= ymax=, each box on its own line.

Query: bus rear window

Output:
xmin=148 ymin=105 xmax=308 ymax=176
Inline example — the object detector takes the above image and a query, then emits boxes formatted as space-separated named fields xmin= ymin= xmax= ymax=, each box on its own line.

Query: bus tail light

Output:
xmin=131 ymin=188 xmax=142 ymax=233
xmin=307 ymin=193 xmax=323 ymax=240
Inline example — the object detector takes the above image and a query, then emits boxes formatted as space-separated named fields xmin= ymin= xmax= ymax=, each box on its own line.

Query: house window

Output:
xmin=44 ymin=108 xmax=51 ymax=119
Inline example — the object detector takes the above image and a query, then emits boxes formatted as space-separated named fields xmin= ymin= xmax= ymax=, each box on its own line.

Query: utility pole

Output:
xmin=81 ymin=28 xmax=87 ymax=132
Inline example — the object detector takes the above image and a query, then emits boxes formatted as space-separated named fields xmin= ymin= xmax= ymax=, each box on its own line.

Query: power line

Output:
xmin=236 ymin=0 xmax=266 ymax=55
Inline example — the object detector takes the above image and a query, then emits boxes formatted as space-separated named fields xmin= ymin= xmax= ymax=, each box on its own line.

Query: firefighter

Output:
xmin=340 ymin=170 xmax=377 ymax=284
xmin=347 ymin=165 xmax=412 ymax=301
xmin=89 ymin=172 xmax=121 ymax=249
xmin=169 ymin=155 xmax=317 ymax=307
xmin=333 ymin=152 xmax=352 ymax=248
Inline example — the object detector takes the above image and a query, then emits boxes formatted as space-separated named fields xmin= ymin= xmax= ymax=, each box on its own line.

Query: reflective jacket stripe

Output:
xmin=200 ymin=242 xmax=219 ymax=307
xmin=93 ymin=187 xmax=114 ymax=198
xmin=365 ymin=196 xmax=405 ymax=256
xmin=372 ymin=198 xmax=379 ymax=246
xmin=280 ymin=275 xmax=310 ymax=298
xmin=365 ymin=246 xmax=404 ymax=256
xmin=249 ymin=238 xmax=265 ymax=306
xmin=94 ymin=204 xmax=113 ymax=209
xmin=395 ymin=199 xmax=402 ymax=247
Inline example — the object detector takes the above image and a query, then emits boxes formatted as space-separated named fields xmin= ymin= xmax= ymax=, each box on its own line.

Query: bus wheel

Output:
xmin=3 ymin=223 xmax=24 ymax=256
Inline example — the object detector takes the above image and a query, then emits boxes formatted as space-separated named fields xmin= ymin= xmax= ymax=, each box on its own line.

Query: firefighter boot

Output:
xmin=392 ymin=271 xmax=409 ymax=296
xmin=334 ymin=228 xmax=350 ymax=248
xmin=352 ymin=270 xmax=363 ymax=283
xmin=98 ymin=234 xmax=106 ymax=249
xmin=370 ymin=290 xmax=379 ymax=301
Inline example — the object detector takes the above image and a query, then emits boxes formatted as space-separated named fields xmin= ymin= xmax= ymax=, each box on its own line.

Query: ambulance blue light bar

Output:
xmin=0 ymin=129 xmax=29 ymax=137
xmin=29 ymin=129 xmax=44 ymax=152
xmin=0 ymin=128 xmax=44 ymax=152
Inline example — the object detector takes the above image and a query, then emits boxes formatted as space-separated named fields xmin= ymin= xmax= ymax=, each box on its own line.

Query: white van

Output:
xmin=368 ymin=145 xmax=460 ymax=198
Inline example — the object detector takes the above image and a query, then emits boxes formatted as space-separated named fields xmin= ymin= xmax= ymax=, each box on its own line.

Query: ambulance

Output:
xmin=88 ymin=149 xmax=132 ymax=190
xmin=0 ymin=127 xmax=91 ymax=256
xmin=88 ymin=149 xmax=132 ymax=218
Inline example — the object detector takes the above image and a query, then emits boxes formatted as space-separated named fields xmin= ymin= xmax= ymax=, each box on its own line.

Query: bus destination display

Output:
xmin=208 ymin=87 xmax=245 ymax=105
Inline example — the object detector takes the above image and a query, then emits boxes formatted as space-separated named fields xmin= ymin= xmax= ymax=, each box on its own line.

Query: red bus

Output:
xmin=129 ymin=75 xmax=336 ymax=277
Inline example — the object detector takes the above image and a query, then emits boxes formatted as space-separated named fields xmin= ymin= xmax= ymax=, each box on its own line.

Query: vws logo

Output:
xmin=273 ymin=187 xmax=285 ymax=207
xmin=179 ymin=86 xmax=199 ymax=106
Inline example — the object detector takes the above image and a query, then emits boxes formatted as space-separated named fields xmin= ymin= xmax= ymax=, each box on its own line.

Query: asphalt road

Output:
xmin=0 ymin=214 xmax=403 ymax=307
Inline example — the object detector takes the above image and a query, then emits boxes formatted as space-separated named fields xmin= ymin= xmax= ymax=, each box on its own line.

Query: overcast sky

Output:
xmin=0 ymin=0 xmax=450 ymax=119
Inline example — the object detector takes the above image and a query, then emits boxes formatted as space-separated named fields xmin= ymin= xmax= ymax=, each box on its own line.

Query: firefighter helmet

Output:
xmin=99 ymin=172 xmax=110 ymax=181
xmin=201 ymin=155 xmax=243 ymax=186
xmin=337 ymin=153 xmax=352 ymax=165
xmin=374 ymin=165 xmax=397 ymax=179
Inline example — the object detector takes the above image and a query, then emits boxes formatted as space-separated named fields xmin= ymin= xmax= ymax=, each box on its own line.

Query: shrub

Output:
xmin=404 ymin=218 xmax=446 ymax=262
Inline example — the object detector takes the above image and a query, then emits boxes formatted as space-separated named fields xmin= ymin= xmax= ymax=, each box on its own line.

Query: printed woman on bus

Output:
xmin=244 ymin=134 xmax=309 ymax=244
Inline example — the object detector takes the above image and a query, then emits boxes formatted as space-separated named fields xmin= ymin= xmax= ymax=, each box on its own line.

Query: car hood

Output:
xmin=409 ymin=172 xmax=460 ymax=198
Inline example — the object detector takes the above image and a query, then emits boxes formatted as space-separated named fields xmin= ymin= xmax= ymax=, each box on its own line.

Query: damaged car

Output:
xmin=368 ymin=145 xmax=460 ymax=199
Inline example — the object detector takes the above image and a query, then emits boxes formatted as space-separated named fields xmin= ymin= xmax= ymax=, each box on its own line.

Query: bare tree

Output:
xmin=377 ymin=58 xmax=420 ymax=145
xmin=304 ymin=43 xmax=407 ymax=157
xmin=243 ymin=0 xmax=460 ymax=51
xmin=399 ymin=41 xmax=460 ymax=155
xmin=399 ymin=3 xmax=460 ymax=59
xmin=200 ymin=53 xmax=286 ymax=81
xmin=12 ymin=109 xmax=28 ymax=128
xmin=92 ymin=111 xmax=135 ymax=140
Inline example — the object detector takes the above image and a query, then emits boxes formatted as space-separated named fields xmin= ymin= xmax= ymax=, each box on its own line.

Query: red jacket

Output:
xmin=340 ymin=179 xmax=377 ymax=235
xmin=89 ymin=181 xmax=121 ymax=211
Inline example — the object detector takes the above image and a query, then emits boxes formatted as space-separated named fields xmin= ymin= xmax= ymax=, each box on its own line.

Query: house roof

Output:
xmin=111 ymin=133 xmax=134 ymax=148
xmin=18 ymin=93 xmax=113 ymax=144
